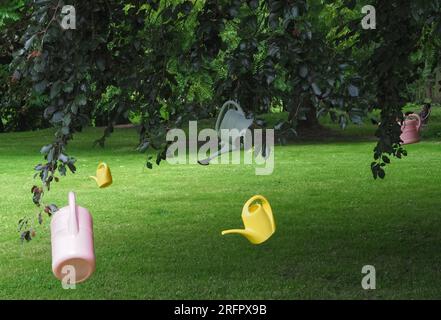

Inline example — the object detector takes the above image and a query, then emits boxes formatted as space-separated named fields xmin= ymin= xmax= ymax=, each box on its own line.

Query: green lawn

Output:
xmin=1 ymin=109 xmax=441 ymax=299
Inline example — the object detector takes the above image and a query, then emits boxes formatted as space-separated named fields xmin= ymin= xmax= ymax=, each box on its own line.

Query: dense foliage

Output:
xmin=0 ymin=0 xmax=48 ymax=132
xmin=0 ymin=0 xmax=440 ymax=241
xmin=352 ymin=0 xmax=441 ymax=178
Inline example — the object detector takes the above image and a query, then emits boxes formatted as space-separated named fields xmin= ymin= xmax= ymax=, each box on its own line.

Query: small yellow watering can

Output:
xmin=90 ymin=162 xmax=112 ymax=188
xmin=222 ymin=195 xmax=276 ymax=245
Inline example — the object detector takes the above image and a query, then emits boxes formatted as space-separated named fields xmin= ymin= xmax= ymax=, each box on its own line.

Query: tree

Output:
xmin=8 ymin=0 xmax=364 ymax=241
xmin=8 ymin=0 xmax=441 ymax=241
xmin=348 ymin=0 xmax=441 ymax=178
xmin=12 ymin=0 xmax=364 ymax=182
xmin=308 ymin=0 xmax=441 ymax=177
xmin=0 ymin=0 xmax=50 ymax=132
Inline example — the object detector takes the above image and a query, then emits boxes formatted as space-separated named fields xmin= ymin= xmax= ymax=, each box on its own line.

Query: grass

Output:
xmin=1 ymin=108 xmax=441 ymax=299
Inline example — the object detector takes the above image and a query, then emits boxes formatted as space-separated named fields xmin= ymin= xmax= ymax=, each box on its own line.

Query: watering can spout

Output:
xmin=222 ymin=229 xmax=252 ymax=237
xmin=68 ymin=192 xmax=79 ymax=236
xmin=221 ymin=229 xmax=258 ymax=243
xmin=89 ymin=176 xmax=98 ymax=182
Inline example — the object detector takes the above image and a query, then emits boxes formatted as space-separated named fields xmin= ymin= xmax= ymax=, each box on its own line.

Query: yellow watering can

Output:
xmin=222 ymin=195 xmax=276 ymax=245
xmin=90 ymin=162 xmax=112 ymax=188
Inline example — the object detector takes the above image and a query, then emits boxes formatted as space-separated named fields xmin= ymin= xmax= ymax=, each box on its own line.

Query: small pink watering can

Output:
xmin=400 ymin=113 xmax=421 ymax=145
xmin=51 ymin=192 xmax=95 ymax=284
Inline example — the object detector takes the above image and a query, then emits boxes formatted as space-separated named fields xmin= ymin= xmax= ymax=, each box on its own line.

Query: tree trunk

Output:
xmin=17 ymin=113 xmax=31 ymax=131
xmin=296 ymin=96 xmax=320 ymax=129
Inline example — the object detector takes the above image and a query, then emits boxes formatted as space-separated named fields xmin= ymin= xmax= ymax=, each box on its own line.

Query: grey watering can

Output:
xmin=199 ymin=100 xmax=253 ymax=165
xmin=215 ymin=100 xmax=254 ymax=138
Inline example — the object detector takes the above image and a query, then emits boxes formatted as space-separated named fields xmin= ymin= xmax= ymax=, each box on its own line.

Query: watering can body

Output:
xmin=90 ymin=162 xmax=112 ymax=188
xmin=216 ymin=100 xmax=253 ymax=145
xmin=222 ymin=195 xmax=275 ymax=245
xmin=51 ymin=192 xmax=95 ymax=284
xmin=400 ymin=113 xmax=421 ymax=145
xmin=219 ymin=109 xmax=254 ymax=136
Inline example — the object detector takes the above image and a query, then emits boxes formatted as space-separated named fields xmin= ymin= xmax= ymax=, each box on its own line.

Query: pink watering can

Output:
xmin=50 ymin=192 xmax=95 ymax=284
xmin=400 ymin=113 xmax=421 ymax=145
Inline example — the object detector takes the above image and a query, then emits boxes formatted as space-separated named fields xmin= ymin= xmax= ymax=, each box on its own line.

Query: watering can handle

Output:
xmin=244 ymin=195 xmax=275 ymax=231
xmin=68 ymin=192 xmax=79 ymax=236
xmin=422 ymin=108 xmax=431 ymax=121
xmin=405 ymin=113 xmax=422 ymax=131
xmin=98 ymin=162 xmax=107 ymax=169
xmin=215 ymin=100 xmax=244 ymax=132
xmin=414 ymin=113 xmax=422 ymax=130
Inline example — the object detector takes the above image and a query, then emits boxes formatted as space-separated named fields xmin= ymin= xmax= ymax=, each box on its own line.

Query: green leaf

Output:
xmin=378 ymin=168 xmax=386 ymax=179
xmin=34 ymin=80 xmax=48 ymax=93
xmin=40 ymin=144 xmax=52 ymax=154
xmin=24 ymin=34 xmax=35 ymax=50
xmin=75 ymin=94 xmax=87 ymax=106
xmin=50 ymin=81 xmax=61 ymax=99
xmin=63 ymin=82 xmax=74 ymax=93
xmin=61 ymin=126 xmax=70 ymax=135
xmin=348 ymin=84 xmax=359 ymax=97
xmin=51 ymin=111 xmax=64 ymax=123
xmin=299 ymin=65 xmax=308 ymax=78
xmin=96 ymin=58 xmax=105 ymax=71
xmin=382 ymin=155 xmax=390 ymax=164
xmin=311 ymin=83 xmax=322 ymax=96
